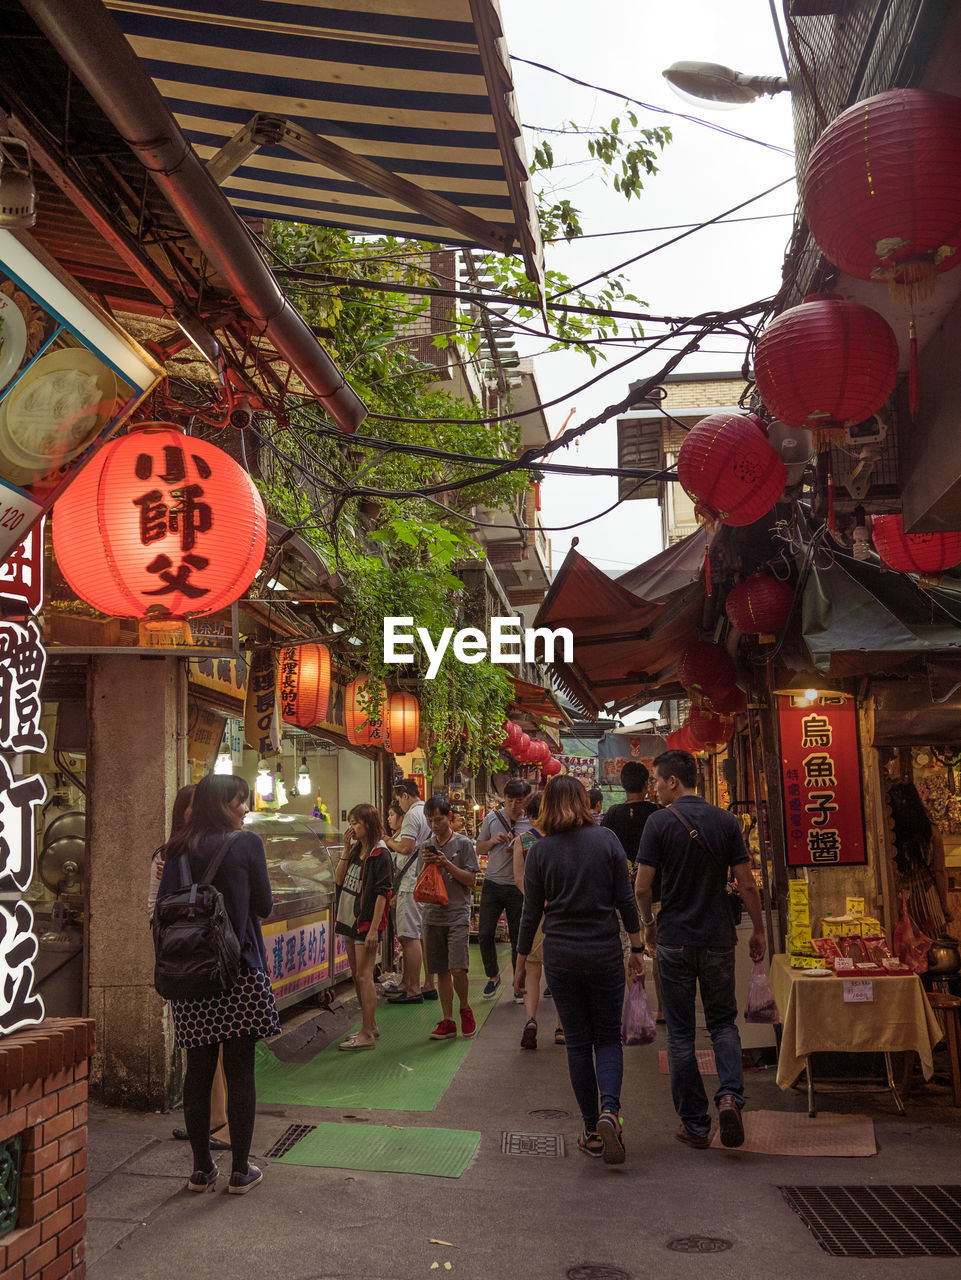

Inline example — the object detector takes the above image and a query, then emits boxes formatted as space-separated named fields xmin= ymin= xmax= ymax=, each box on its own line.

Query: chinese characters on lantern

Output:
xmin=778 ymin=694 xmax=865 ymax=867
xmin=134 ymin=443 xmax=215 ymax=600
xmin=0 ymin=614 xmax=48 ymax=1033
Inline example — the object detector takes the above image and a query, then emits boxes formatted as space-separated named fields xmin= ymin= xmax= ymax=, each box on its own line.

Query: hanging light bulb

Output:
xmin=274 ymin=770 xmax=288 ymax=807
xmin=214 ymin=749 xmax=233 ymax=776
xmin=255 ymin=759 xmax=272 ymax=797
xmin=297 ymin=756 xmax=312 ymax=796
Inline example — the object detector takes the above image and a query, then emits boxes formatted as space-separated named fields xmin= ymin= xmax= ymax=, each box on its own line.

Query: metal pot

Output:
xmin=927 ymin=934 xmax=961 ymax=976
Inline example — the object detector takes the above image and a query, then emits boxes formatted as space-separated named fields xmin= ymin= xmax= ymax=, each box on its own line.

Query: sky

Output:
xmin=498 ymin=0 xmax=797 ymax=577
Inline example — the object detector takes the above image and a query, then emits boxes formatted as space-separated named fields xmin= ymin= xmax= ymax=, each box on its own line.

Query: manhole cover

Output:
xmin=780 ymin=1185 xmax=961 ymax=1257
xmin=502 ymin=1131 xmax=566 ymax=1157
xmin=528 ymin=1108 xmax=572 ymax=1121
xmin=263 ymin=1123 xmax=316 ymax=1158
xmin=666 ymin=1237 xmax=733 ymax=1253
xmin=566 ymin=1267 xmax=631 ymax=1280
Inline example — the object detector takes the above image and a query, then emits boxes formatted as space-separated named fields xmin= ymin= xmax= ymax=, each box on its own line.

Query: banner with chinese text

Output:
xmin=778 ymin=694 xmax=865 ymax=867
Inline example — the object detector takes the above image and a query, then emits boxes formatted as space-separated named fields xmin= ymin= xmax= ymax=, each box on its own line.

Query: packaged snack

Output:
xmin=845 ymin=896 xmax=865 ymax=915
xmin=810 ymin=936 xmax=843 ymax=959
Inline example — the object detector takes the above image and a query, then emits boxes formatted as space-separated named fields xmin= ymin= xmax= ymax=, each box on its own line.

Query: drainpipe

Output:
xmin=22 ymin=0 xmax=367 ymax=434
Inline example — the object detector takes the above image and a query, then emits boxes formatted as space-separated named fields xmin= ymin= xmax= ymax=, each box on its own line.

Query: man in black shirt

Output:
xmin=636 ymin=750 xmax=764 ymax=1151
xmin=600 ymin=762 xmax=657 ymax=866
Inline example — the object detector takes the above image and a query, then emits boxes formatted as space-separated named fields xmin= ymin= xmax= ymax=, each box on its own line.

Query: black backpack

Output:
xmin=152 ymin=832 xmax=243 ymax=1001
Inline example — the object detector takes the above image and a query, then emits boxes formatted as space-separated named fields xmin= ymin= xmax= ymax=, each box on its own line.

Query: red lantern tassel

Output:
xmin=909 ymin=315 xmax=920 ymax=418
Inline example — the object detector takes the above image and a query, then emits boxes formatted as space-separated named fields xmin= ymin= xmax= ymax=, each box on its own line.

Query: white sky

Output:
xmin=499 ymin=0 xmax=797 ymax=576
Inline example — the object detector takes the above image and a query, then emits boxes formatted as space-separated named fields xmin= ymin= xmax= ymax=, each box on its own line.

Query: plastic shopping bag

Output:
xmin=412 ymin=861 xmax=448 ymax=906
xmin=893 ymin=894 xmax=932 ymax=974
xmin=621 ymin=973 xmax=657 ymax=1046
xmin=744 ymin=960 xmax=780 ymax=1023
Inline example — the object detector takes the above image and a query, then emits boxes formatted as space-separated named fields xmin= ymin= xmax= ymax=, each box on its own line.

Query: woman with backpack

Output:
xmin=334 ymin=802 xmax=393 ymax=1050
xmin=155 ymin=773 xmax=279 ymax=1195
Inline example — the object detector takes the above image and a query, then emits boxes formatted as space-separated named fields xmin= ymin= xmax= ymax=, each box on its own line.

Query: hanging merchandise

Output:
xmin=386 ymin=692 xmax=420 ymax=754
xmin=677 ymin=412 xmax=787 ymax=528
xmin=688 ymin=708 xmax=732 ymax=750
xmin=51 ymin=423 xmax=266 ymax=618
xmin=345 ymin=675 xmax=386 ymax=746
xmin=677 ymin=639 xmax=737 ymax=705
xmin=278 ymin=642 xmax=331 ymax=729
xmin=871 ymin=514 xmax=961 ymax=582
xmin=725 ymin=573 xmax=795 ymax=637
xmin=753 ymin=295 xmax=899 ymax=451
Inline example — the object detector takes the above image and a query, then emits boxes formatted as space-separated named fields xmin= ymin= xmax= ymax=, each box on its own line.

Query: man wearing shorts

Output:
xmin=385 ymin=780 xmax=432 ymax=1003
xmin=421 ymin=795 xmax=480 ymax=1041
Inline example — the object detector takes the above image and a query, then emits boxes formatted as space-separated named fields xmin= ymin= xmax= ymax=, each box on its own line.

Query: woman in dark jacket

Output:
xmin=516 ymin=776 xmax=644 ymax=1165
xmin=156 ymin=773 xmax=279 ymax=1195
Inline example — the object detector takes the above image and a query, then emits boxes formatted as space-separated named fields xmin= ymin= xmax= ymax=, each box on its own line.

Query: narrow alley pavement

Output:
xmin=85 ymin=960 xmax=961 ymax=1280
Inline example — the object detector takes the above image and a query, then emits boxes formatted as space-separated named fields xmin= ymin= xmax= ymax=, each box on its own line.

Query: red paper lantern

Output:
xmin=706 ymin=685 xmax=747 ymax=717
xmin=677 ymin=640 xmax=736 ymax=702
xmin=279 ymin=643 xmax=331 ymax=729
xmin=502 ymin=720 xmax=523 ymax=749
xmin=345 ymin=676 xmax=387 ymax=746
xmin=677 ymin=413 xmax=787 ymax=527
xmin=52 ymin=423 xmax=266 ymax=618
xmin=689 ymin=708 xmax=732 ymax=750
xmin=754 ymin=296 xmax=899 ymax=439
xmin=725 ymin=573 xmax=795 ymax=636
xmin=666 ymin=724 xmax=704 ymax=753
xmin=541 ymin=756 xmax=563 ymax=777
xmin=803 ymin=90 xmax=961 ymax=300
xmin=871 ymin=514 xmax=961 ymax=577
xmin=527 ymin=739 xmax=551 ymax=767
xmin=386 ymin=692 xmax=420 ymax=754
xmin=512 ymin=731 xmax=533 ymax=763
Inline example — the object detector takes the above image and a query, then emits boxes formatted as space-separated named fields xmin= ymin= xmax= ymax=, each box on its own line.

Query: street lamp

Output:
xmin=662 ymin=61 xmax=789 ymax=107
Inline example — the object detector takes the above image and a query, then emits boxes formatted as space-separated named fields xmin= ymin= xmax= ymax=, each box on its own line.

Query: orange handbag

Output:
xmin=412 ymin=861 xmax=449 ymax=906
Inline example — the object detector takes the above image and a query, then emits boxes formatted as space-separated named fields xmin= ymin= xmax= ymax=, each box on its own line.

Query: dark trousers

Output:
xmin=478 ymin=880 xmax=524 ymax=979
xmin=544 ymin=961 xmax=626 ymax=1129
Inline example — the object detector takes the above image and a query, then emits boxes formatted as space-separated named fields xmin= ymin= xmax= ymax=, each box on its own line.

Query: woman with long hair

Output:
xmin=334 ymin=802 xmax=392 ymax=1050
xmin=889 ymin=778 xmax=951 ymax=937
xmin=516 ymin=776 xmax=644 ymax=1165
xmin=156 ymin=773 xmax=279 ymax=1195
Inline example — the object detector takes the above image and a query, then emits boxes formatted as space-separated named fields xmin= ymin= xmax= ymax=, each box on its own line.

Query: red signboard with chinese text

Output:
xmin=778 ymin=694 xmax=865 ymax=867
xmin=0 ymin=518 xmax=44 ymax=612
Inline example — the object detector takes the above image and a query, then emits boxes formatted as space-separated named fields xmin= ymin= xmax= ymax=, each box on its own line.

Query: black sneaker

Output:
xmin=228 ymin=1163 xmax=263 ymax=1195
xmin=596 ymin=1111 xmax=626 ymax=1165
xmin=186 ymin=1163 xmax=218 ymax=1193
xmin=422 ymin=988 xmax=439 ymax=1001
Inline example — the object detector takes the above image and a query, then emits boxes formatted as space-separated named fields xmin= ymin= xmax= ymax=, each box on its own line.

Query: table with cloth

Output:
xmin=770 ymin=953 xmax=944 ymax=1115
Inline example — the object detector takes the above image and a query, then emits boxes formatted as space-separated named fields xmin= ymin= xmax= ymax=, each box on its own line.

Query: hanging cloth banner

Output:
xmin=244 ymin=646 xmax=281 ymax=756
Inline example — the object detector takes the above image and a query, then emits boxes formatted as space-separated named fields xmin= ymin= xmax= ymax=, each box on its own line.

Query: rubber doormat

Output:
xmin=276 ymin=1122 xmax=481 ymax=1178
xmin=710 ymin=1111 xmax=876 ymax=1156
xmin=659 ymin=1049 xmax=717 ymax=1076
xmin=780 ymin=1186 xmax=961 ymax=1256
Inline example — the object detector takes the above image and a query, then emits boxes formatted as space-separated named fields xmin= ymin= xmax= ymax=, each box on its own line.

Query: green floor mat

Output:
xmin=255 ymin=945 xmax=509 ymax=1112
xmin=277 ymin=1122 xmax=480 ymax=1178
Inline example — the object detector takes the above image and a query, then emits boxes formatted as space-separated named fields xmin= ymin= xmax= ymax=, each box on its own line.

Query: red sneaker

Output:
xmin=460 ymin=1007 xmax=476 ymax=1038
xmin=429 ymin=1019 xmax=457 ymax=1040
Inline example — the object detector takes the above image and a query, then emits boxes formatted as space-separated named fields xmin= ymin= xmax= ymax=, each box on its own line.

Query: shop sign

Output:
xmin=0 ymin=231 xmax=160 ymax=561
xmin=333 ymin=932 xmax=351 ymax=977
xmin=778 ymin=694 xmax=866 ymax=867
xmin=0 ymin=518 xmax=44 ymax=613
xmin=0 ymin=615 xmax=48 ymax=1033
xmin=187 ymin=706 xmax=226 ymax=769
xmin=244 ymin=646 xmax=281 ymax=756
xmin=263 ymin=910 xmax=331 ymax=1001
xmin=559 ymin=754 xmax=597 ymax=784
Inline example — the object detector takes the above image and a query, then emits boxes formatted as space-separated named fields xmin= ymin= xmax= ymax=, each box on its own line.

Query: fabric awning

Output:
xmin=104 ymin=0 xmax=543 ymax=286
xmin=507 ymin=676 xmax=570 ymax=726
xmin=534 ymin=532 xmax=709 ymax=718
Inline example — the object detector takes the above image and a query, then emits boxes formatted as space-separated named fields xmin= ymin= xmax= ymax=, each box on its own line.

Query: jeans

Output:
xmin=656 ymin=944 xmax=744 ymax=1137
xmin=478 ymin=880 xmax=524 ymax=978
xmin=543 ymin=961 xmax=626 ymax=1129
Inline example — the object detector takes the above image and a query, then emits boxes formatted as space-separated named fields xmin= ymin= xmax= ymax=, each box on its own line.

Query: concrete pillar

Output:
xmin=86 ymin=654 xmax=187 ymax=1109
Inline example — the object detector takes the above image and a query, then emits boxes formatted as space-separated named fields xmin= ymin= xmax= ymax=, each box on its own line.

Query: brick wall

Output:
xmin=661 ymin=378 xmax=747 ymax=410
xmin=0 ymin=1018 xmax=96 ymax=1280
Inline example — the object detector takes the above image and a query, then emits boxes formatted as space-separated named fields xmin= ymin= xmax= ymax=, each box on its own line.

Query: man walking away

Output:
xmin=588 ymin=787 xmax=604 ymax=822
xmin=384 ymin=779 xmax=431 ymax=1003
xmin=421 ymin=796 xmax=480 ymax=1041
xmin=476 ymin=779 xmax=531 ymax=999
xmin=635 ymin=750 xmax=764 ymax=1150
xmin=600 ymin=762 xmax=657 ymax=864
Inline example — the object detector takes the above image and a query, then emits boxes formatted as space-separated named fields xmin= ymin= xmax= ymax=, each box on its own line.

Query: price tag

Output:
xmin=842 ymin=979 xmax=874 ymax=1003
xmin=834 ymin=957 xmax=854 ymax=970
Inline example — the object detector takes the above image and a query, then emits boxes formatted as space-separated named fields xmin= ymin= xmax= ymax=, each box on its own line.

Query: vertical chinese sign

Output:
xmin=777 ymin=694 xmax=865 ymax=867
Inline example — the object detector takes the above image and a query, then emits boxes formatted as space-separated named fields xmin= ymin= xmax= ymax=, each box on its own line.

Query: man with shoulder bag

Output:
xmin=635 ymin=749 xmax=765 ymax=1151
xmin=475 ymin=779 xmax=532 ymax=999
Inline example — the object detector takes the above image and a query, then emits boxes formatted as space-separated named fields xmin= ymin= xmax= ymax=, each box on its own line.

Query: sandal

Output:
xmin=520 ymin=1018 xmax=537 ymax=1050
xmin=554 ymin=1026 xmax=566 ymax=1045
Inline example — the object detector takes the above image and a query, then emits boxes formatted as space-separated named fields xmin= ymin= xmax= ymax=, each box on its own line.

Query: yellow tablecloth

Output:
xmin=771 ymin=953 xmax=944 ymax=1089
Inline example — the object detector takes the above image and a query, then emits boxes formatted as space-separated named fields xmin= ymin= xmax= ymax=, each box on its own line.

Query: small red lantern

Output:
xmin=386 ymin=692 xmax=420 ymax=755
xmin=677 ymin=413 xmax=787 ymax=527
xmin=279 ymin=643 xmax=331 ymax=729
xmin=706 ymin=685 xmax=747 ymax=717
xmin=527 ymin=739 xmax=551 ymax=767
xmin=725 ymin=573 xmax=795 ymax=636
xmin=345 ymin=676 xmax=387 ymax=746
xmin=502 ymin=720 xmax=523 ymax=750
xmin=512 ymin=731 xmax=533 ymax=763
xmin=871 ymin=514 xmax=961 ymax=578
xmin=689 ymin=708 xmax=732 ymax=750
xmin=677 ymin=640 xmax=736 ymax=703
xmin=52 ymin=423 xmax=266 ymax=618
xmin=542 ymin=756 xmax=563 ymax=777
xmin=666 ymin=724 xmax=704 ymax=753
xmin=803 ymin=90 xmax=961 ymax=301
xmin=754 ymin=296 xmax=898 ymax=447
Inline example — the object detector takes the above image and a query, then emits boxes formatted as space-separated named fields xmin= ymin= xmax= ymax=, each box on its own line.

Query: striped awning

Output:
xmin=103 ymin=0 xmax=543 ymax=286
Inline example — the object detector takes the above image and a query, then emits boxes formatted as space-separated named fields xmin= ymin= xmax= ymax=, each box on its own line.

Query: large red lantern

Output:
xmin=279 ymin=643 xmax=331 ymax=729
xmin=871 ymin=514 xmax=961 ymax=578
xmin=52 ymin=423 xmax=266 ymax=618
xmin=542 ymin=756 xmax=563 ymax=777
xmin=677 ymin=413 xmax=787 ymax=527
xmin=666 ymin=724 xmax=704 ymax=753
xmin=346 ymin=676 xmax=387 ymax=746
xmin=725 ymin=573 xmax=795 ymax=636
xmin=501 ymin=720 xmax=523 ymax=750
xmin=677 ymin=640 xmax=736 ymax=703
xmin=803 ymin=90 xmax=961 ymax=301
xmin=512 ymin=731 xmax=533 ymax=763
xmin=386 ymin=692 xmax=419 ymax=754
xmin=527 ymin=739 xmax=551 ymax=767
xmin=754 ymin=296 xmax=898 ymax=446
xmin=689 ymin=708 xmax=732 ymax=750
xmin=706 ymin=685 xmax=747 ymax=717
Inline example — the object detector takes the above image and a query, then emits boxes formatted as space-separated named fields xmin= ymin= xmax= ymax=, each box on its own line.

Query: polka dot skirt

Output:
xmin=171 ymin=966 xmax=281 ymax=1048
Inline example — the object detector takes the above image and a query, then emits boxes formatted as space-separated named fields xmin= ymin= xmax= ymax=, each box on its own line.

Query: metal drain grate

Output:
xmin=528 ymin=1108 xmax=571 ymax=1121
xmin=566 ymin=1266 xmax=631 ymax=1280
xmin=780 ymin=1186 xmax=961 ymax=1257
xmin=501 ymin=1131 xmax=566 ymax=1157
xmin=264 ymin=1123 xmax=317 ymax=1159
